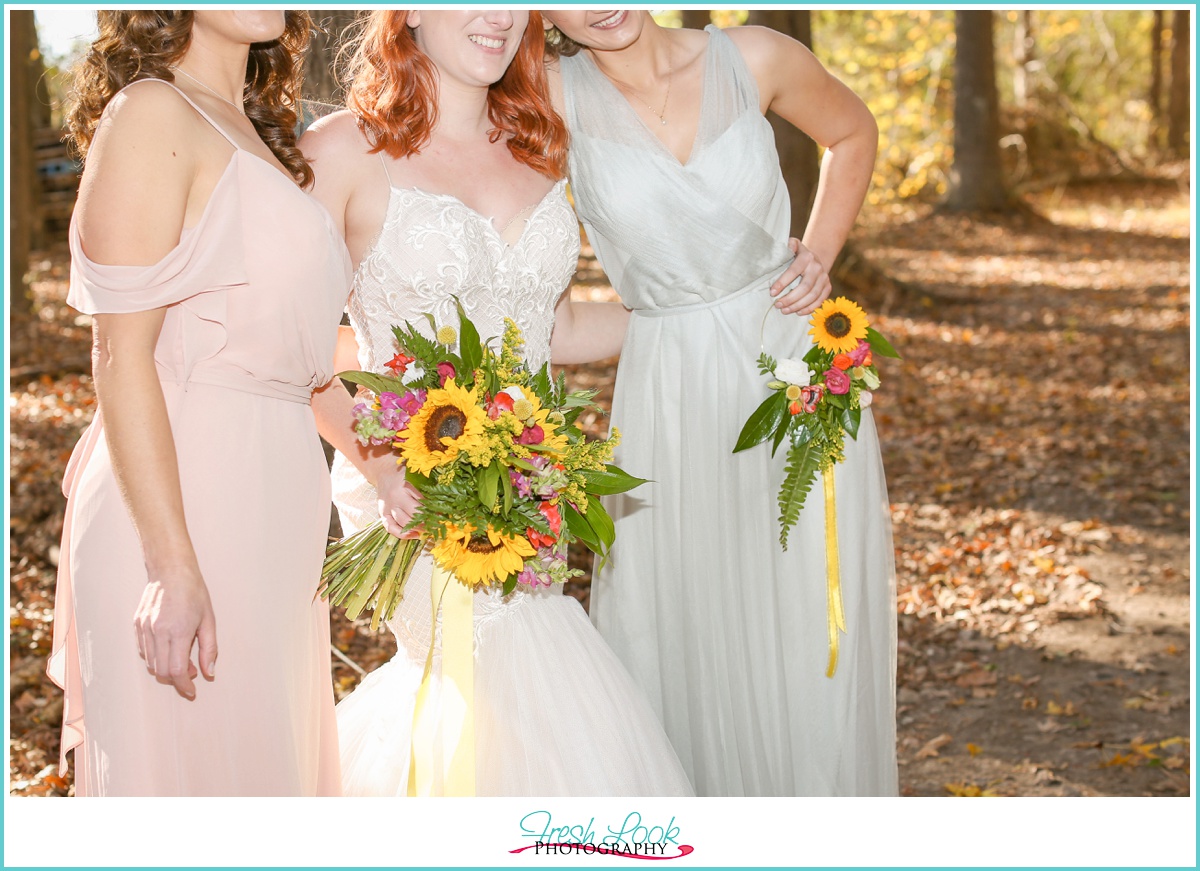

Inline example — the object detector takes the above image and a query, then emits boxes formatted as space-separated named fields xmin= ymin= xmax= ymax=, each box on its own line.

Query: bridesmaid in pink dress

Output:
xmin=47 ymin=10 xmax=349 ymax=795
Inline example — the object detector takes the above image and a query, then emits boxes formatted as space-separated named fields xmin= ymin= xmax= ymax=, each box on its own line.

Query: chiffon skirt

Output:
xmin=592 ymin=288 xmax=899 ymax=796
xmin=331 ymin=454 xmax=694 ymax=796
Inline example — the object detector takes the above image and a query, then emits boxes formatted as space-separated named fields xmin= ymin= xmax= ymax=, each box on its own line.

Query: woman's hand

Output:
xmin=770 ymin=237 xmax=831 ymax=316
xmin=133 ymin=564 xmax=218 ymax=700
xmin=375 ymin=463 xmax=422 ymax=539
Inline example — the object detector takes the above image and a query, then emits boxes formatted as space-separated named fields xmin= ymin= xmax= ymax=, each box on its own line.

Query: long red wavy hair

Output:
xmin=343 ymin=11 xmax=567 ymax=179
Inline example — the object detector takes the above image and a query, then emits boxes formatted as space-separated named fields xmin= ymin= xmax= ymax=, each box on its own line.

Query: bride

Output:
xmin=303 ymin=9 xmax=692 ymax=796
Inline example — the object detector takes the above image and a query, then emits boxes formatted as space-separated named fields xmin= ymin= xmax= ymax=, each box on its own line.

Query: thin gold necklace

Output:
xmin=173 ymin=67 xmax=246 ymax=116
xmin=618 ymin=39 xmax=673 ymax=126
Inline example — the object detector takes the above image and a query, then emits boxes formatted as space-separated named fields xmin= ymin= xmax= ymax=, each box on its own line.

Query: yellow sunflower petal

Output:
xmin=810 ymin=296 xmax=869 ymax=355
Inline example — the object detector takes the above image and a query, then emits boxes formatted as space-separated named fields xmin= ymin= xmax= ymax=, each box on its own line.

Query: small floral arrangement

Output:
xmin=320 ymin=305 xmax=644 ymax=628
xmin=733 ymin=297 xmax=899 ymax=549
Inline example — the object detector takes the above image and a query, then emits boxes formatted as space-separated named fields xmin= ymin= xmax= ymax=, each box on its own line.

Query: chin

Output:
xmin=236 ymin=10 xmax=287 ymax=43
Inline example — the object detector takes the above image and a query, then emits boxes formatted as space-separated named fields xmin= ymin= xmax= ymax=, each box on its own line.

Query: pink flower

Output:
xmin=379 ymin=392 xmax=401 ymax=411
xmin=824 ymin=368 xmax=850 ymax=395
xmin=518 ymin=424 xmax=545 ymax=445
xmin=848 ymin=338 xmax=872 ymax=367
xmin=399 ymin=389 xmax=426 ymax=416
xmin=437 ymin=362 xmax=457 ymax=386
xmin=800 ymin=384 xmax=824 ymax=414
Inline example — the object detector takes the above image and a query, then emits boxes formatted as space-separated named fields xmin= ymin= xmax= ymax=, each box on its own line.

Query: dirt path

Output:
xmin=7 ymin=182 xmax=1190 ymax=797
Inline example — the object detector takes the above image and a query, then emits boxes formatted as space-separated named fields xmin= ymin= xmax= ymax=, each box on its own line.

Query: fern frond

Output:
xmin=778 ymin=439 xmax=821 ymax=550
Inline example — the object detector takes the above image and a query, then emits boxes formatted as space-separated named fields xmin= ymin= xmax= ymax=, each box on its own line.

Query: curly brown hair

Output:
xmin=66 ymin=10 xmax=314 ymax=186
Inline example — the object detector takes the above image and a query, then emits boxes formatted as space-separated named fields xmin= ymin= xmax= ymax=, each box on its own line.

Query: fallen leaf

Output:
xmin=944 ymin=782 xmax=998 ymax=797
xmin=967 ymin=743 xmax=982 ymax=757
xmin=917 ymin=733 xmax=954 ymax=759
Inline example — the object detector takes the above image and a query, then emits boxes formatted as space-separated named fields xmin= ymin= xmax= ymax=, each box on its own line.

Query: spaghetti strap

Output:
xmin=379 ymin=154 xmax=394 ymax=188
xmin=119 ymin=77 xmax=241 ymax=149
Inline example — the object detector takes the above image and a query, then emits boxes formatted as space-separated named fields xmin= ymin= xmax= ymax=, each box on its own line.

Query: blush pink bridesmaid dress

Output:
xmin=47 ymin=79 xmax=351 ymax=796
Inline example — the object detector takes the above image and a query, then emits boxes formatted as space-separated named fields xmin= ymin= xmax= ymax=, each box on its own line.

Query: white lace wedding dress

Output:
xmin=331 ymin=171 xmax=693 ymax=796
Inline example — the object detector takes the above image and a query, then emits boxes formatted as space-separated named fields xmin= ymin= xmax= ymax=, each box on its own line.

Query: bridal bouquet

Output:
xmin=320 ymin=305 xmax=644 ymax=628
xmin=733 ymin=296 xmax=899 ymax=549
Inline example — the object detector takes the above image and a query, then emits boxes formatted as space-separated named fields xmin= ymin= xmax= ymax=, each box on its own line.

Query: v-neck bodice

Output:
xmin=588 ymin=31 xmax=713 ymax=168
xmin=348 ymin=177 xmax=577 ymax=374
xmin=561 ymin=25 xmax=795 ymax=313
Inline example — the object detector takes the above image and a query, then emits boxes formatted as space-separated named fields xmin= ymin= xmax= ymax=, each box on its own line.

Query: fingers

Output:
xmin=770 ymin=237 xmax=810 ymax=296
xmin=196 ymin=607 xmax=218 ymax=681
xmin=776 ymin=273 xmax=833 ymax=316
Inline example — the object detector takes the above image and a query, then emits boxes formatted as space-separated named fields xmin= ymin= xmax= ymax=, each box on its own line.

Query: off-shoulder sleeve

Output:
xmin=66 ymin=161 xmax=250 ymax=315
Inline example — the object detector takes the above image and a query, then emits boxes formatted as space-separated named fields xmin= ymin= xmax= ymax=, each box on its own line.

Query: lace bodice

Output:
xmin=348 ymin=179 xmax=578 ymax=373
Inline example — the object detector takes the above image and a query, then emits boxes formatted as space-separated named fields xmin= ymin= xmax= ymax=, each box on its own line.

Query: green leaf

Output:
xmin=562 ymin=501 xmax=602 ymax=552
xmin=803 ymin=345 xmax=827 ymax=366
xmin=582 ymin=465 xmax=649 ymax=495
xmin=791 ymin=422 xmax=816 ymax=447
xmin=842 ymin=405 xmax=862 ymax=439
xmin=778 ymin=439 xmax=822 ymax=550
xmin=771 ymin=415 xmax=791 ymax=456
xmin=826 ymin=392 xmax=849 ymax=410
xmin=500 ymin=462 xmax=513 ymax=515
xmin=456 ymin=301 xmax=483 ymax=373
xmin=756 ymin=352 xmax=777 ymax=377
xmin=477 ymin=462 xmax=500 ymax=512
xmin=733 ymin=391 xmax=788 ymax=453
xmin=866 ymin=326 xmax=900 ymax=358
xmin=584 ymin=494 xmax=615 ymax=551
xmin=502 ymin=576 xmax=518 ymax=597
xmin=338 ymin=371 xmax=409 ymax=396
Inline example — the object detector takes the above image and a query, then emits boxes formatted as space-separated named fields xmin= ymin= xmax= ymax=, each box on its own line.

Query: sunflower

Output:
xmin=398 ymin=380 xmax=487 ymax=475
xmin=809 ymin=297 xmax=869 ymax=355
xmin=432 ymin=522 xmax=535 ymax=586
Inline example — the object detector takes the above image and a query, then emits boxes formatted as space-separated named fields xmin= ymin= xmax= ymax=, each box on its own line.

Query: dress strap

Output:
xmin=119 ymin=77 xmax=241 ymax=149
xmin=379 ymin=153 xmax=394 ymax=188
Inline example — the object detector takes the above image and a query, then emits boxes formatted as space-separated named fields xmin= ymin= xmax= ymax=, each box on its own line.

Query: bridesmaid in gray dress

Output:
xmin=544 ymin=11 xmax=898 ymax=796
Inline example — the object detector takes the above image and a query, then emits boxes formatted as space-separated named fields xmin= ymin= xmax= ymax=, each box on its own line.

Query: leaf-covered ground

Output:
xmin=8 ymin=179 xmax=1190 ymax=797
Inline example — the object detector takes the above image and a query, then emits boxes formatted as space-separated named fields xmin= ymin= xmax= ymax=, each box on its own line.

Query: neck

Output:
xmin=176 ymin=38 xmax=251 ymax=106
xmin=432 ymin=74 xmax=495 ymax=142
xmin=586 ymin=19 xmax=671 ymax=88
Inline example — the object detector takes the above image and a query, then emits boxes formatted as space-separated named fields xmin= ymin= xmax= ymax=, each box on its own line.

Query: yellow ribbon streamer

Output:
xmin=408 ymin=563 xmax=476 ymax=796
xmin=824 ymin=467 xmax=847 ymax=678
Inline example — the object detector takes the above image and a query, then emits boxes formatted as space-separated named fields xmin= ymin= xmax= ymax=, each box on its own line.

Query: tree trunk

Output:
xmin=680 ymin=10 xmax=711 ymax=31
xmin=1150 ymin=9 xmax=1164 ymax=149
xmin=1167 ymin=9 xmax=1190 ymax=155
xmin=746 ymin=9 xmax=819 ymax=236
xmin=10 ymin=11 xmax=37 ymax=300
xmin=944 ymin=10 xmax=1012 ymax=212
xmin=1013 ymin=10 xmax=1035 ymax=108
xmin=303 ymin=10 xmax=362 ymax=105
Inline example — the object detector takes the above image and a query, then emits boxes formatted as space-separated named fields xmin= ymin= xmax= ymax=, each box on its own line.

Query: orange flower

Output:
xmin=832 ymin=353 xmax=853 ymax=371
xmin=788 ymin=400 xmax=802 ymax=415
xmin=863 ymin=350 xmax=873 ymax=367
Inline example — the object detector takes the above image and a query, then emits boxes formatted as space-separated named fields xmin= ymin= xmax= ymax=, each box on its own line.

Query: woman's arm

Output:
xmin=728 ymin=26 xmax=880 ymax=315
xmin=76 ymin=86 xmax=220 ymax=699
xmin=303 ymin=117 xmax=422 ymax=538
xmin=549 ymin=291 xmax=629 ymax=365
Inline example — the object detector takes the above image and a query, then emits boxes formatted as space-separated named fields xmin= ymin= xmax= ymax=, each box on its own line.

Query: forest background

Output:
xmin=7 ymin=8 xmax=1193 ymax=804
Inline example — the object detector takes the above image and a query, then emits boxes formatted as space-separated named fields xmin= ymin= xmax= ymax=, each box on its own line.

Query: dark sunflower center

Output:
xmin=465 ymin=534 xmax=501 ymax=555
xmin=825 ymin=312 xmax=852 ymax=339
xmin=425 ymin=405 xmax=466 ymax=451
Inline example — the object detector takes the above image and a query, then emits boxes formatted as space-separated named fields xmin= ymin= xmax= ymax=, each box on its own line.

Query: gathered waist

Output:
xmin=628 ymin=269 xmax=802 ymax=318
xmin=162 ymin=370 xmax=315 ymax=405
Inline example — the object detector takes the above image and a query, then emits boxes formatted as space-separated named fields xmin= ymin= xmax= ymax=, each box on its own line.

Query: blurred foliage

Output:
xmin=814 ymin=10 xmax=1172 ymax=204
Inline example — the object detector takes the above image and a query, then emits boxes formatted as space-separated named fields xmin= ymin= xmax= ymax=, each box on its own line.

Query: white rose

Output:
xmin=774 ymin=357 xmax=811 ymax=386
xmin=402 ymin=363 xmax=426 ymax=385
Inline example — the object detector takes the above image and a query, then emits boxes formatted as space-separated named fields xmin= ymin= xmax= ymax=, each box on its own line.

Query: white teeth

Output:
xmin=594 ymin=11 xmax=624 ymax=29
xmin=469 ymin=34 xmax=504 ymax=49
